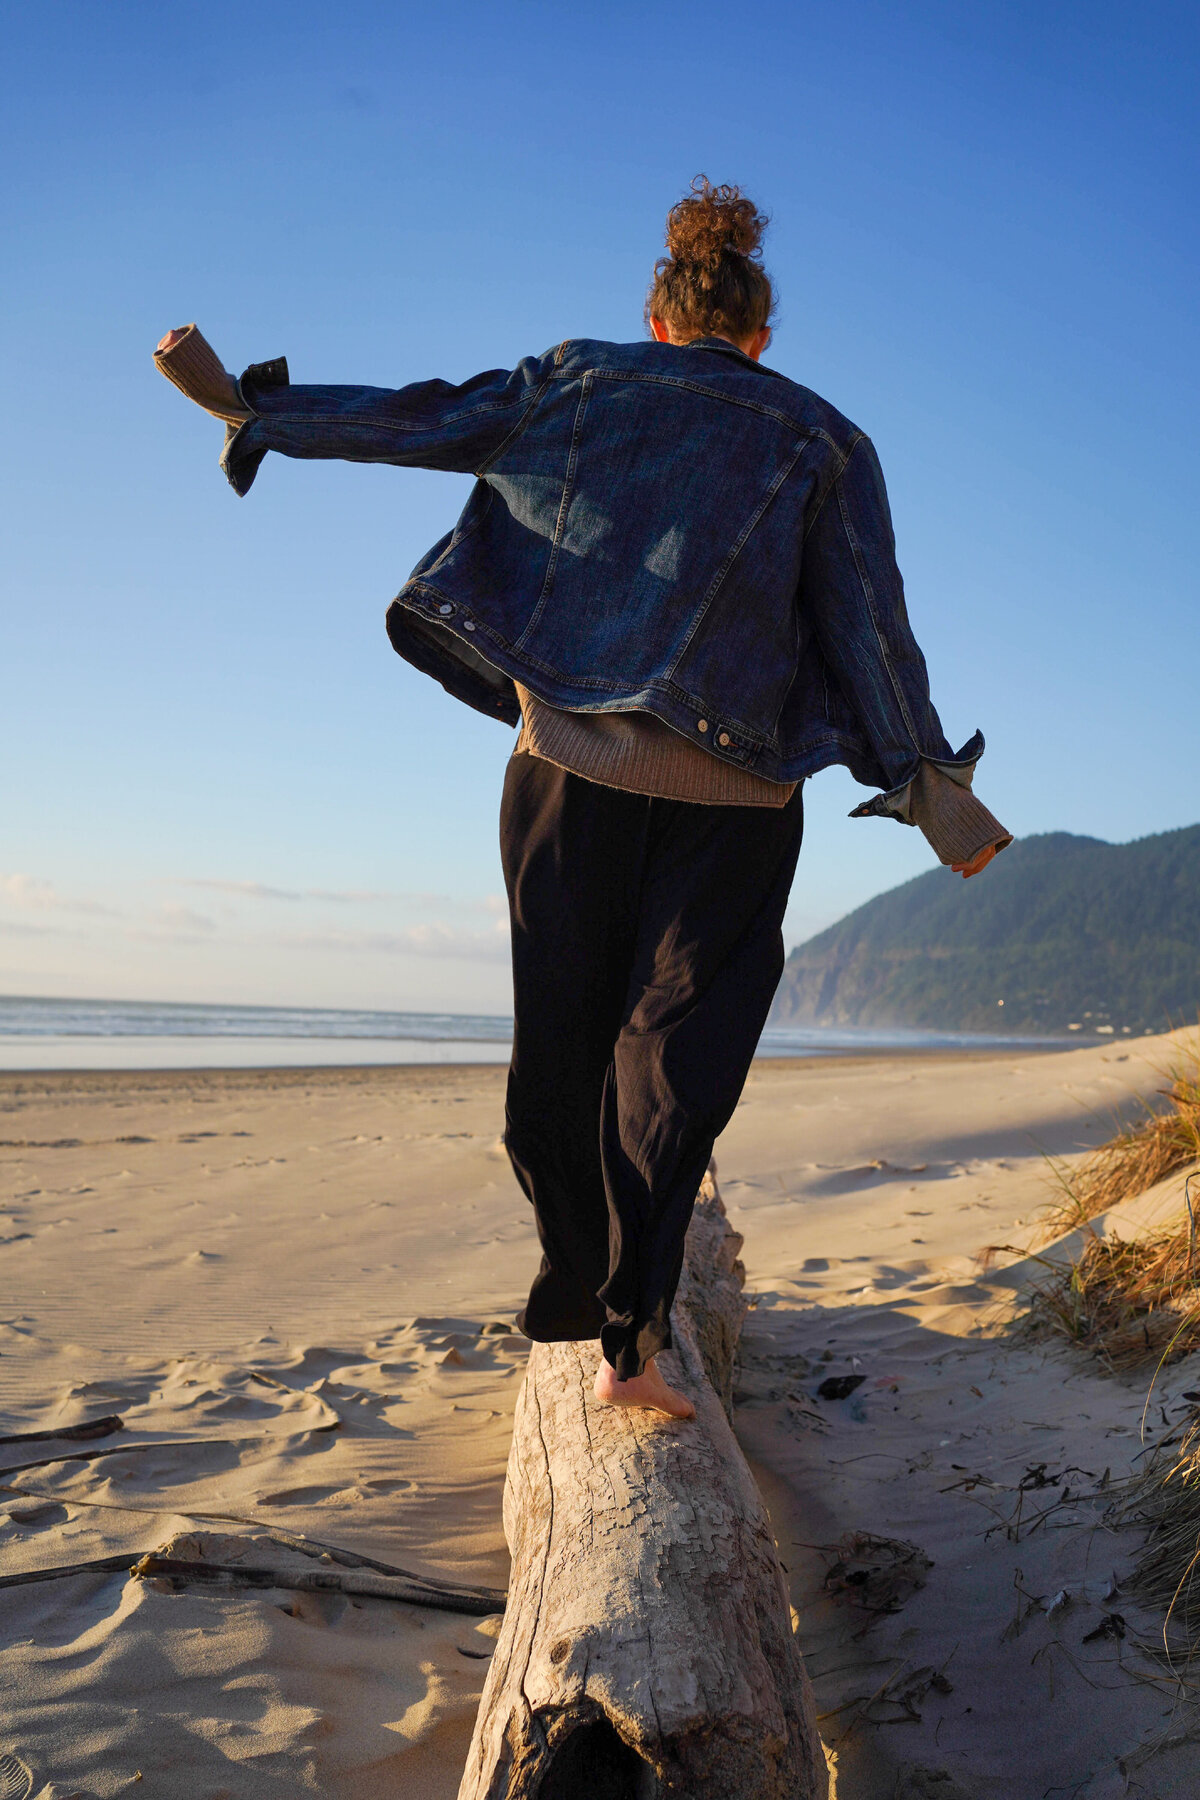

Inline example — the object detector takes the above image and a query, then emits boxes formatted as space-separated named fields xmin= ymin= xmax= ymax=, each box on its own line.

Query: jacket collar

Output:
xmin=684 ymin=335 xmax=776 ymax=377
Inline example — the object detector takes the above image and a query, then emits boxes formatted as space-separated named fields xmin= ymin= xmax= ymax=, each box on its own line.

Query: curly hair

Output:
xmin=646 ymin=175 xmax=775 ymax=344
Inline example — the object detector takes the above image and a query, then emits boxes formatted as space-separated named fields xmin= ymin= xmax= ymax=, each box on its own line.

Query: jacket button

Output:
xmin=697 ymin=719 xmax=708 ymax=733
xmin=718 ymin=731 xmax=731 ymax=747
xmin=439 ymin=603 xmax=454 ymax=616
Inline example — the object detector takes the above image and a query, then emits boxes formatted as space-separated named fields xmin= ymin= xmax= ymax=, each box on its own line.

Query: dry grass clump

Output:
xmin=1003 ymin=1034 xmax=1200 ymax=1368
xmin=1122 ymin=1420 xmax=1200 ymax=1657
xmin=1041 ymin=1035 xmax=1200 ymax=1238
xmin=1024 ymin=1211 xmax=1200 ymax=1369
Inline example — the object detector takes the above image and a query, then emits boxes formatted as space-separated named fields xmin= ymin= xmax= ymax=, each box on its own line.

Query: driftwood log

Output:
xmin=458 ymin=1166 xmax=827 ymax=1800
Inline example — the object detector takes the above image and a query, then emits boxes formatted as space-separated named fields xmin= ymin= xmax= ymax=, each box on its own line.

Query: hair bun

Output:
xmin=664 ymin=175 xmax=767 ymax=270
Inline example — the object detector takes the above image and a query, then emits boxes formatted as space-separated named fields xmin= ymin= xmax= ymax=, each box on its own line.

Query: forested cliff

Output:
xmin=771 ymin=825 xmax=1200 ymax=1035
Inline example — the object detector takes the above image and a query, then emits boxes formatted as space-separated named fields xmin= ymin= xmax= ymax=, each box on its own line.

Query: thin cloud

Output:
xmin=141 ymin=905 xmax=219 ymax=938
xmin=0 ymin=873 xmax=119 ymax=917
xmin=182 ymin=879 xmax=307 ymax=902
xmin=177 ymin=879 xmax=504 ymax=913
xmin=178 ymin=878 xmax=451 ymax=906
xmin=280 ymin=920 xmax=510 ymax=961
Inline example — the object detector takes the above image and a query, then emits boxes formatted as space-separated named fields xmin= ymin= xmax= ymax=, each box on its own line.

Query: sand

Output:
xmin=1 ymin=1036 xmax=1198 ymax=1798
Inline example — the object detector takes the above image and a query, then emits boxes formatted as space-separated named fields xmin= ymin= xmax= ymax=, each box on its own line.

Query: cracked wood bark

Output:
xmin=457 ymin=1165 xmax=827 ymax=1800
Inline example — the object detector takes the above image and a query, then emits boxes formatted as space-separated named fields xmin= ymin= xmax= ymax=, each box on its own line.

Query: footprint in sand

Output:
xmin=255 ymin=1483 xmax=347 ymax=1507
xmin=3 ymin=1502 xmax=69 ymax=1531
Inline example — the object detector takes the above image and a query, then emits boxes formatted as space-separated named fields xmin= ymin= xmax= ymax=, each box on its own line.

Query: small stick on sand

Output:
xmin=0 ymin=1436 xmax=255 ymax=1479
xmin=130 ymin=1553 xmax=502 ymax=1615
xmin=0 ymin=1554 xmax=142 ymax=1589
xmin=0 ymin=1552 xmax=503 ymax=1615
xmin=0 ymin=1484 xmax=508 ymax=1606
xmin=0 ymin=1414 xmax=124 ymax=1447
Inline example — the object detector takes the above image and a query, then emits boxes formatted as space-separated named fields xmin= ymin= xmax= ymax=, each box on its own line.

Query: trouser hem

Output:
xmin=601 ymin=1318 xmax=671 ymax=1381
xmin=512 ymin=1310 xmax=670 ymax=1382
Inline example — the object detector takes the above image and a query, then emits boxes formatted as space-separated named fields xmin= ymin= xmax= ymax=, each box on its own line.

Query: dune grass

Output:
xmin=1006 ymin=1034 xmax=1200 ymax=1369
xmin=1023 ymin=1210 xmax=1200 ymax=1370
xmin=1120 ymin=1414 xmax=1200 ymax=1667
xmin=1014 ymin=1038 xmax=1200 ymax=1653
xmin=1040 ymin=1034 xmax=1200 ymax=1239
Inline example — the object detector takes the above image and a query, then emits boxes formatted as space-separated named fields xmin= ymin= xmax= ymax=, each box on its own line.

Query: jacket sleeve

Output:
xmin=219 ymin=348 xmax=560 ymax=496
xmin=797 ymin=432 xmax=983 ymax=816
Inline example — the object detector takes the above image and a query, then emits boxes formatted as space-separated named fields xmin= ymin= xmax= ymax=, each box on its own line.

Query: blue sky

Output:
xmin=2 ymin=1 xmax=1196 ymax=1012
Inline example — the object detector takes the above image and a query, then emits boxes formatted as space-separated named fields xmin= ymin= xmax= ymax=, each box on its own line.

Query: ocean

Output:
xmin=0 ymin=995 xmax=1065 ymax=1071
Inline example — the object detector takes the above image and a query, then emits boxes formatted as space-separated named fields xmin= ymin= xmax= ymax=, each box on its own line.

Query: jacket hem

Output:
xmin=385 ymin=585 xmax=935 ymax=789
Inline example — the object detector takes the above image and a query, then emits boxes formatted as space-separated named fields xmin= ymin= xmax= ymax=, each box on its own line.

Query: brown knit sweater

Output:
xmin=515 ymin=684 xmax=1011 ymax=867
xmin=514 ymin=684 xmax=794 ymax=807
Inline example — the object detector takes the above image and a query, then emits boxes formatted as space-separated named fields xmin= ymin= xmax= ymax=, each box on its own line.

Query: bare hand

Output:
xmin=157 ymin=327 xmax=190 ymax=354
xmin=952 ymin=842 xmax=999 ymax=879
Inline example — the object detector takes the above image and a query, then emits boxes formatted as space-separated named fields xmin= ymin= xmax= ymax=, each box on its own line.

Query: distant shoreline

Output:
xmin=0 ymin=993 xmax=1089 ymax=1072
xmin=0 ymin=1041 xmax=1079 ymax=1079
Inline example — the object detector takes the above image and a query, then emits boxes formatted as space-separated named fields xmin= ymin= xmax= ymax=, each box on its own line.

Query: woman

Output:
xmin=156 ymin=178 xmax=1010 ymax=1420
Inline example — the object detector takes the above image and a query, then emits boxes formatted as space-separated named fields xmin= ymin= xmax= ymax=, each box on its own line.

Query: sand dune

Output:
xmin=1 ymin=1039 xmax=1197 ymax=1796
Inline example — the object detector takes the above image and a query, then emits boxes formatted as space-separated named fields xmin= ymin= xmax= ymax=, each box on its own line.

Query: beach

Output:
xmin=2 ymin=1035 xmax=1196 ymax=1797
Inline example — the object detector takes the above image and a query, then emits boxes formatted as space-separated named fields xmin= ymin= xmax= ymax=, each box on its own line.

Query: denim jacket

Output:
xmin=222 ymin=336 xmax=982 ymax=808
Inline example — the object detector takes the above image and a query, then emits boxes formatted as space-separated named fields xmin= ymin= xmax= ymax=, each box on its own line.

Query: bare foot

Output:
xmin=593 ymin=1355 xmax=695 ymax=1419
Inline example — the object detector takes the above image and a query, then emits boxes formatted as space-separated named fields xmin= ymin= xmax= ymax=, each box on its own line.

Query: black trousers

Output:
xmin=500 ymin=751 xmax=805 ymax=1380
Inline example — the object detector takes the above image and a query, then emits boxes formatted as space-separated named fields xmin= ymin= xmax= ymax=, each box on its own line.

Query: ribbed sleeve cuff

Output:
xmin=909 ymin=762 xmax=1013 ymax=866
xmin=154 ymin=325 xmax=252 ymax=423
